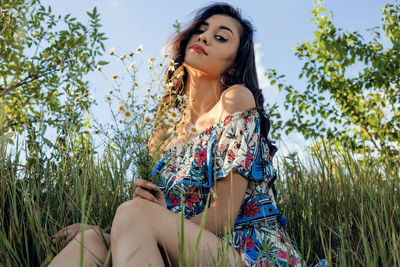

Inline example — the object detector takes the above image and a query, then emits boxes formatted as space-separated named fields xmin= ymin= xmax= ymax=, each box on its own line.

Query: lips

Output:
xmin=189 ymin=44 xmax=207 ymax=55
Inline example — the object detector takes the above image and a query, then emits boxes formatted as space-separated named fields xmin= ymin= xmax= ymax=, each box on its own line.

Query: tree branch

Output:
xmin=360 ymin=124 xmax=381 ymax=152
xmin=0 ymin=68 xmax=55 ymax=97
xmin=0 ymin=73 xmax=39 ymax=97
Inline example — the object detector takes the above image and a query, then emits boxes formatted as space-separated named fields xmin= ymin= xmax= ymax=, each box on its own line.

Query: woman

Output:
xmin=49 ymin=3 xmax=318 ymax=266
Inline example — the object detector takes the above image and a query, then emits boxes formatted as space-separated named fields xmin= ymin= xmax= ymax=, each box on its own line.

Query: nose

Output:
xmin=198 ymin=32 xmax=209 ymax=45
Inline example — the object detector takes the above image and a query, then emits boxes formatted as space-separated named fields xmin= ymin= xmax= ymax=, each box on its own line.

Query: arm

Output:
xmin=190 ymin=169 xmax=248 ymax=236
xmin=190 ymin=84 xmax=255 ymax=235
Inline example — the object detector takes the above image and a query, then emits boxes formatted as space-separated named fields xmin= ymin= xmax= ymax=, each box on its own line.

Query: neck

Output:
xmin=182 ymin=67 xmax=223 ymax=124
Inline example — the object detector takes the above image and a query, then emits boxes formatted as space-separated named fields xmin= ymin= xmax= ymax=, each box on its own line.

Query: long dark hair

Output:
xmin=156 ymin=2 xmax=277 ymax=156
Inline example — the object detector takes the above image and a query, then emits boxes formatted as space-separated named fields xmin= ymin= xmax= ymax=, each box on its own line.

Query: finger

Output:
xmin=133 ymin=187 xmax=157 ymax=201
xmin=134 ymin=188 xmax=156 ymax=201
xmin=52 ymin=223 xmax=79 ymax=239
xmin=134 ymin=178 xmax=157 ymax=189
xmin=67 ymin=231 xmax=78 ymax=242
xmin=152 ymin=188 xmax=163 ymax=198
xmin=51 ymin=229 xmax=68 ymax=240
xmin=67 ymin=228 xmax=81 ymax=241
xmin=133 ymin=178 xmax=147 ymax=187
xmin=57 ymin=223 xmax=77 ymax=234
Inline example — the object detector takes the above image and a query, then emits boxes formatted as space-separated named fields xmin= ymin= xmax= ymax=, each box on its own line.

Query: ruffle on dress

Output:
xmin=147 ymin=109 xmax=329 ymax=266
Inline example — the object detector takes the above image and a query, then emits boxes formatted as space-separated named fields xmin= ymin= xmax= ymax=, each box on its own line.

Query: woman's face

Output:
xmin=183 ymin=14 xmax=241 ymax=78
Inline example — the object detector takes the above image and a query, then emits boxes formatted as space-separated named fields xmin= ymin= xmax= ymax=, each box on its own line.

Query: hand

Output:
xmin=51 ymin=223 xmax=99 ymax=243
xmin=133 ymin=178 xmax=167 ymax=209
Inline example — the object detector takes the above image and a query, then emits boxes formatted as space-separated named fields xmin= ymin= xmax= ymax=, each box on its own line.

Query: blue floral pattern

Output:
xmin=150 ymin=109 xmax=305 ymax=266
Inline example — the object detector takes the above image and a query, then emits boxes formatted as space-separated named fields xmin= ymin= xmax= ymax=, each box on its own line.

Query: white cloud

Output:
xmin=254 ymin=43 xmax=271 ymax=89
xmin=276 ymin=131 xmax=312 ymax=164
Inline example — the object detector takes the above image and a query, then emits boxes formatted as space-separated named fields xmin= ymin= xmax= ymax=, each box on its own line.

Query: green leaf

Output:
xmin=97 ymin=60 xmax=109 ymax=66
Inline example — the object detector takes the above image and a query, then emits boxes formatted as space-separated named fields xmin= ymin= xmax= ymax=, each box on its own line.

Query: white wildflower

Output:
xmin=187 ymin=124 xmax=197 ymax=135
xmin=123 ymin=110 xmax=132 ymax=121
xmin=165 ymin=117 xmax=176 ymax=127
xmin=81 ymin=92 xmax=91 ymax=99
xmin=118 ymin=105 xmax=124 ymax=114
xmin=177 ymin=94 xmax=187 ymax=102
xmin=167 ymin=59 xmax=177 ymax=72
xmin=136 ymin=44 xmax=143 ymax=53
xmin=74 ymin=93 xmax=92 ymax=103
xmin=109 ymin=48 xmax=115 ymax=56
xmin=176 ymin=71 xmax=185 ymax=79
xmin=129 ymin=61 xmax=136 ymax=69
xmin=167 ymin=107 xmax=180 ymax=122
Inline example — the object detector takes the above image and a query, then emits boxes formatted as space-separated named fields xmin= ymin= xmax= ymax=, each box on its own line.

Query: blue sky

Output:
xmin=43 ymin=0 xmax=395 ymax=159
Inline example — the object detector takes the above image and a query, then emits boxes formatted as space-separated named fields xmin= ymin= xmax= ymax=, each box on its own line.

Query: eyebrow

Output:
xmin=201 ymin=21 xmax=234 ymax=37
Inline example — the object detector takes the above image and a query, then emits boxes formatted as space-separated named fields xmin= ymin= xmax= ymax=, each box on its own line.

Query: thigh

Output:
xmin=156 ymin=211 xmax=243 ymax=267
xmin=49 ymin=229 xmax=112 ymax=267
xmin=72 ymin=229 xmax=112 ymax=267
xmin=130 ymin=198 xmax=244 ymax=267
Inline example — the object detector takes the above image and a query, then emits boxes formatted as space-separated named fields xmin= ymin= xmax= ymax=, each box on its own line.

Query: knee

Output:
xmin=111 ymin=198 xmax=150 ymax=240
xmin=74 ymin=228 xmax=110 ymax=248
xmin=49 ymin=229 xmax=111 ymax=267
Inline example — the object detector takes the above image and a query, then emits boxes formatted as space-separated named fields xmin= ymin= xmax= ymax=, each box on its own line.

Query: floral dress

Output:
xmin=149 ymin=109 xmax=311 ymax=266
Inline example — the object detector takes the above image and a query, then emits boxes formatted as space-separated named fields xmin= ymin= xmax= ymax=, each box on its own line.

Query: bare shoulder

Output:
xmin=220 ymin=84 xmax=257 ymax=114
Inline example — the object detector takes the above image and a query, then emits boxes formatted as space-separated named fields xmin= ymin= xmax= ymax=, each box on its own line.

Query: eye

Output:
xmin=194 ymin=28 xmax=227 ymax=42
xmin=215 ymin=35 xmax=227 ymax=42
xmin=194 ymin=29 xmax=205 ymax=34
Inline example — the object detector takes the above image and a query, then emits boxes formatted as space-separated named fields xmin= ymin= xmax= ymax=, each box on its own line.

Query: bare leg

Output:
xmin=111 ymin=198 xmax=244 ymax=267
xmin=48 ymin=229 xmax=111 ymax=267
xmin=111 ymin=204 xmax=165 ymax=267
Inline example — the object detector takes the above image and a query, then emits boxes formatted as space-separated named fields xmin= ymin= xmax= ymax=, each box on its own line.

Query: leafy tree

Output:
xmin=0 ymin=0 xmax=107 ymax=134
xmin=267 ymin=1 xmax=400 ymax=159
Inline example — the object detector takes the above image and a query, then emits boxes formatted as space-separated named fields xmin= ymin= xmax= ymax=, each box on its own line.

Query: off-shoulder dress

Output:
xmin=149 ymin=109 xmax=304 ymax=266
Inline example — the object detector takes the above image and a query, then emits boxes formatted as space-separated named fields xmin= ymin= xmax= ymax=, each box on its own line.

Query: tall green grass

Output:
xmin=276 ymin=142 xmax=400 ymax=266
xmin=1 ymin=121 xmax=399 ymax=266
